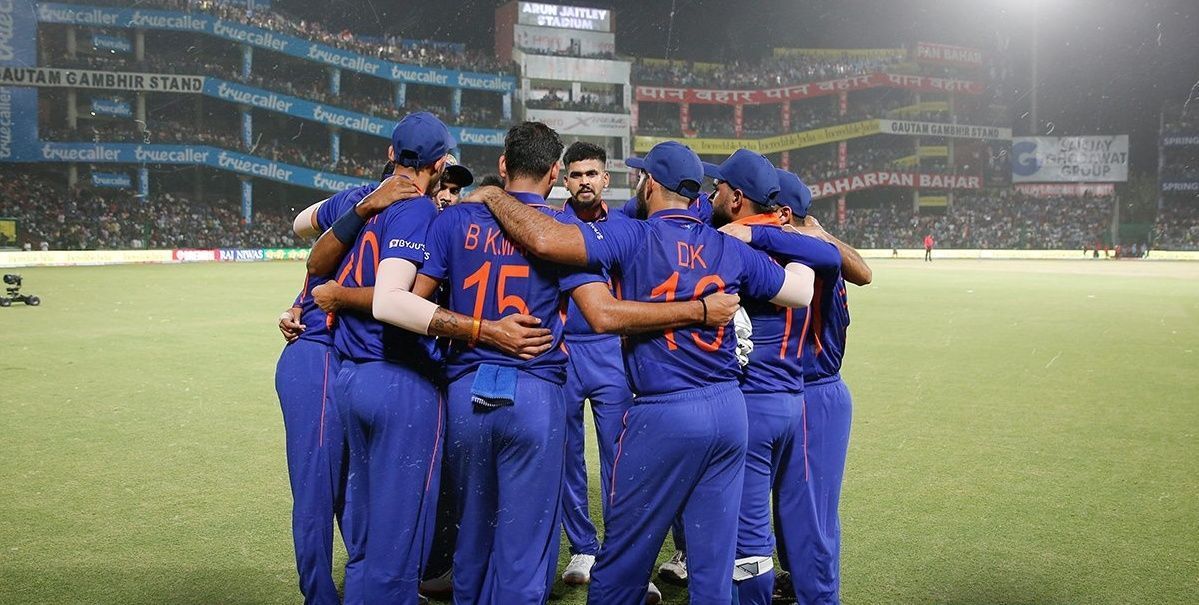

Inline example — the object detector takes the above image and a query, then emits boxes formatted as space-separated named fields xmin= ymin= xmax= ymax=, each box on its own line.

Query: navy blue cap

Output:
xmin=776 ymin=169 xmax=813 ymax=217
xmin=702 ymin=149 xmax=780 ymax=205
xmin=625 ymin=141 xmax=703 ymax=200
xmin=391 ymin=112 xmax=454 ymax=169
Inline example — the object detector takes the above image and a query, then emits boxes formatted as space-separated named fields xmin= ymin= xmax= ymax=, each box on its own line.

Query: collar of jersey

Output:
xmin=733 ymin=213 xmax=783 ymax=227
xmin=649 ymin=206 xmax=702 ymax=223
xmin=507 ymin=190 xmax=549 ymax=209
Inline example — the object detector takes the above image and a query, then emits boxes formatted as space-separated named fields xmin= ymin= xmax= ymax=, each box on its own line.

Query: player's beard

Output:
xmin=710 ymin=196 xmax=734 ymax=227
xmin=572 ymin=185 xmax=598 ymax=207
xmin=634 ymin=178 xmax=649 ymax=220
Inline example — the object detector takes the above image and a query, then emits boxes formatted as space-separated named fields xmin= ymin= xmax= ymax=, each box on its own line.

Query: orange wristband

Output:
xmin=469 ymin=317 xmax=482 ymax=346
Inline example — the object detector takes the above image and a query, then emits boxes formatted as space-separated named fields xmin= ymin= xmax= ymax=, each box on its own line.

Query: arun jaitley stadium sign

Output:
xmin=517 ymin=2 xmax=611 ymax=31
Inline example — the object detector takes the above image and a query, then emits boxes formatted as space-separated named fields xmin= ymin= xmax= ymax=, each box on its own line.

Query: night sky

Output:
xmin=278 ymin=0 xmax=1199 ymax=177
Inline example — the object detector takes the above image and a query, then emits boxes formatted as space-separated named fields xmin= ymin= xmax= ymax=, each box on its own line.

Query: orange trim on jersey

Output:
xmin=733 ymin=212 xmax=784 ymax=227
xmin=797 ymin=306 xmax=812 ymax=360
xmin=298 ymin=270 xmax=314 ymax=304
xmin=779 ymin=307 xmax=793 ymax=359
xmin=808 ymin=276 xmax=825 ymax=356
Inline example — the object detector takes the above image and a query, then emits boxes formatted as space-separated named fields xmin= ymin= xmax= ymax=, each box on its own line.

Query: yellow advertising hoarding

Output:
xmin=0 ymin=219 xmax=16 ymax=243
xmin=633 ymin=120 xmax=881 ymax=155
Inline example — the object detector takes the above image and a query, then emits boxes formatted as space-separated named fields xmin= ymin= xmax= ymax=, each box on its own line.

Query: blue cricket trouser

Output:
xmin=275 ymin=338 xmax=363 ymax=605
xmin=335 ymin=359 xmax=443 ymax=605
xmin=774 ymin=376 xmax=853 ymax=605
xmin=446 ymin=370 xmax=566 ymax=605
xmin=589 ymin=382 xmax=748 ymax=605
xmin=732 ymin=391 xmax=804 ymax=605
xmin=562 ymin=335 xmax=633 ymax=556
xmin=420 ymin=463 xmax=458 ymax=580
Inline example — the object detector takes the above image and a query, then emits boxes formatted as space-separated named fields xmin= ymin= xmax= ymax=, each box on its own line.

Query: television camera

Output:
xmin=1 ymin=274 xmax=40 ymax=307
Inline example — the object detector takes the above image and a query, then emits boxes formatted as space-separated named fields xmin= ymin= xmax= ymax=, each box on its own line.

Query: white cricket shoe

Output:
xmin=562 ymin=553 xmax=596 ymax=585
xmin=658 ymin=550 xmax=688 ymax=585
xmin=646 ymin=581 xmax=662 ymax=605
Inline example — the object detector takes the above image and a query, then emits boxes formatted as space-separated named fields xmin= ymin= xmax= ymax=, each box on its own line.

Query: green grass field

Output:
xmin=2 ymin=259 xmax=1198 ymax=604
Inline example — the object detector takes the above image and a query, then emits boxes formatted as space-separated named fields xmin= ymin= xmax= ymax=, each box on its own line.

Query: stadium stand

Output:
xmin=1152 ymin=204 xmax=1199 ymax=251
xmin=631 ymin=55 xmax=904 ymax=89
xmin=66 ymin=0 xmax=516 ymax=74
xmin=0 ymin=168 xmax=296 ymax=250
xmin=835 ymin=193 xmax=1114 ymax=250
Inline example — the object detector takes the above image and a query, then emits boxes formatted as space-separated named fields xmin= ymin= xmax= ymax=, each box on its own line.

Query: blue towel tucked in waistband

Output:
xmin=470 ymin=363 xmax=518 ymax=408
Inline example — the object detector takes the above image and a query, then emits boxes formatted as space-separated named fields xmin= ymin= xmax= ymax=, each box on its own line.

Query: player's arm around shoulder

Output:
xmin=788 ymin=215 xmax=872 ymax=286
xmin=568 ymin=280 xmax=739 ymax=335
xmin=725 ymin=234 xmax=814 ymax=309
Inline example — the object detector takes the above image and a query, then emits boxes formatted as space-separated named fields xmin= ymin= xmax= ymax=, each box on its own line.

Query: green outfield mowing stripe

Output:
xmin=1 ymin=260 xmax=1196 ymax=604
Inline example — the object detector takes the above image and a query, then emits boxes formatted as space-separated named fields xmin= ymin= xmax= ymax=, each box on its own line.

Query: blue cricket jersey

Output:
xmin=419 ymin=191 xmax=600 ymax=385
xmin=577 ymin=206 xmax=786 ymax=397
xmin=738 ymin=222 xmax=841 ymax=394
xmin=293 ymin=185 xmax=374 ymax=346
xmin=330 ymin=190 xmax=440 ymax=368
xmin=558 ymin=199 xmax=626 ymax=338
xmin=802 ymin=274 xmax=850 ymax=382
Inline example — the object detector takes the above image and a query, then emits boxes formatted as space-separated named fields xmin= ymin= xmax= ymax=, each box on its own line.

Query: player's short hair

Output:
xmin=563 ymin=141 xmax=607 ymax=169
xmin=503 ymin=122 xmax=564 ymax=181
xmin=478 ymin=173 xmax=504 ymax=188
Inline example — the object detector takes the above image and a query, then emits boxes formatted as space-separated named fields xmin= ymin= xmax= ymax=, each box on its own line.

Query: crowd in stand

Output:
xmin=108 ymin=0 xmax=516 ymax=74
xmin=632 ymin=54 xmax=904 ymax=89
xmin=0 ymin=170 xmax=297 ymax=250
xmin=1152 ymin=203 xmax=1199 ymax=250
xmin=1162 ymin=109 xmax=1199 ymax=136
xmin=837 ymin=193 xmax=1114 ymax=250
xmin=516 ymin=45 xmax=618 ymax=61
xmin=526 ymin=91 xmax=625 ymax=114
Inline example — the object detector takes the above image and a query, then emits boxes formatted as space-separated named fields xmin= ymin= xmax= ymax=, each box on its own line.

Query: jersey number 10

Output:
xmin=650 ymin=271 xmax=726 ymax=352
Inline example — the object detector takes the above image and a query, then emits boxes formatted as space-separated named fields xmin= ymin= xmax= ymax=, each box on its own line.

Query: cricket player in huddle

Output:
xmin=298 ymin=113 xmax=564 ymax=605
xmin=465 ymin=141 xmax=816 ymax=605
xmin=554 ymin=142 xmax=635 ymax=587
xmin=720 ymin=166 xmax=871 ymax=605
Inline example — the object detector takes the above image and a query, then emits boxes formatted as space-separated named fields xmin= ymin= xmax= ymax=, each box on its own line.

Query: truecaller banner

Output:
xmin=22 ymin=142 xmax=372 ymax=192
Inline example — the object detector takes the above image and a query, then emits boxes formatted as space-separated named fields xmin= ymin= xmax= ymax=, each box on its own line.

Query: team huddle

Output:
xmin=273 ymin=111 xmax=871 ymax=605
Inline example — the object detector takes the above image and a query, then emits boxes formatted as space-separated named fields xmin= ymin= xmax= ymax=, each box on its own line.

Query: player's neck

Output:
xmin=646 ymin=197 xmax=690 ymax=216
xmin=392 ymin=166 xmax=431 ymax=194
xmin=505 ymin=176 xmax=551 ymax=199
